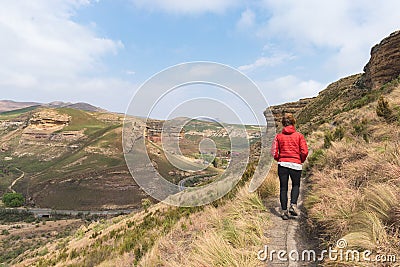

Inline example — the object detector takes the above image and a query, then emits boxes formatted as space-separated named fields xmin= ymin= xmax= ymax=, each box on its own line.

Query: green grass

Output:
xmin=29 ymin=125 xmax=124 ymax=180
xmin=0 ymin=105 xmax=40 ymax=120
xmin=0 ymin=209 xmax=35 ymax=223
xmin=183 ymin=121 xmax=222 ymax=132
xmin=56 ymin=108 xmax=108 ymax=135
xmin=0 ymin=168 xmax=21 ymax=194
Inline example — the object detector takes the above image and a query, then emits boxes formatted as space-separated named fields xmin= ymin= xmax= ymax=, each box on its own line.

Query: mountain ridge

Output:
xmin=0 ymin=100 xmax=105 ymax=113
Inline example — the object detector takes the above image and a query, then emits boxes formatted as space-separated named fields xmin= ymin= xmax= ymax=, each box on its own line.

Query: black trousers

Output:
xmin=278 ymin=165 xmax=302 ymax=210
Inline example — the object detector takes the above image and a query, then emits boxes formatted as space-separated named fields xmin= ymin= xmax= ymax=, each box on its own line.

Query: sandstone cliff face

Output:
xmin=22 ymin=110 xmax=70 ymax=139
xmin=265 ymin=30 xmax=400 ymax=133
xmin=362 ymin=30 xmax=400 ymax=89
xmin=15 ymin=110 xmax=83 ymax=160
xmin=265 ymin=97 xmax=315 ymax=127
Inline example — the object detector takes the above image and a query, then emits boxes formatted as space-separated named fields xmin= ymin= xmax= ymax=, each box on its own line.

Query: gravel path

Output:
xmin=263 ymin=178 xmax=320 ymax=267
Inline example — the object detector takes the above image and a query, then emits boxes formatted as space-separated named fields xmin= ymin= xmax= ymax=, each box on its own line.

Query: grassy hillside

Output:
xmin=0 ymin=107 xmax=145 ymax=210
xmin=12 ymin=159 xmax=279 ymax=266
xmin=0 ymin=105 xmax=40 ymax=120
xmin=0 ymin=107 xmax=254 ymax=210
xmin=297 ymin=74 xmax=400 ymax=134
xmin=3 ymin=71 xmax=400 ymax=266
xmin=298 ymin=76 xmax=400 ymax=265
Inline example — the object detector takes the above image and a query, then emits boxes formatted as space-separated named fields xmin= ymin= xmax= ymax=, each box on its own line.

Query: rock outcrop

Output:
xmin=265 ymin=97 xmax=315 ymax=127
xmin=362 ymin=30 xmax=400 ymax=89
xmin=21 ymin=110 xmax=83 ymax=142
xmin=24 ymin=110 xmax=70 ymax=134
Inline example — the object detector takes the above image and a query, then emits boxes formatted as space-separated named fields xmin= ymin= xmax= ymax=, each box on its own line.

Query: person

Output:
xmin=271 ymin=113 xmax=308 ymax=220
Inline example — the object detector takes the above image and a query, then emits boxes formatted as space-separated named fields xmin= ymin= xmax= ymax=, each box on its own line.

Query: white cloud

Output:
xmin=0 ymin=1 xmax=134 ymax=112
xmin=236 ymin=9 xmax=255 ymax=30
xmin=258 ymin=0 xmax=400 ymax=76
xmin=131 ymin=0 xmax=239 ymax=14
xmin=258 ymin=75 xmax=325 ymax=105
xmin=125 ymin=70 xmax=136 ymax=75
xmin=238 ymin=53 xmax=294 ymax=72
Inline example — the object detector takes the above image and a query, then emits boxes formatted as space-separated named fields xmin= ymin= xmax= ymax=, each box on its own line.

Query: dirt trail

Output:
xmin=8 ymin=167 xmax=25 ymax=193
xmin=263 ymin=178 xmax=320 ymax=267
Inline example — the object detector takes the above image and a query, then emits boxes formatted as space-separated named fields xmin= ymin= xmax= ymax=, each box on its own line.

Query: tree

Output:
xmin=2 ymin=192 xmax=24 ymax=207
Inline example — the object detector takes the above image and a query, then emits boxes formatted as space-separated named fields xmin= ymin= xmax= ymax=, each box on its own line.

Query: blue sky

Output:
xmin=1 ymin=0 xmax=399 ymax=123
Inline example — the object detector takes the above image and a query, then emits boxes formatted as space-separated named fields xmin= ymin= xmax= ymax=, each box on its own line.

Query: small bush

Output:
xmin=323 ymin=131 xmax=333 ymax=148
xmin=305 ymin=149 xmax=325 ymax=172
xmin=2 ymin=193 xmax=24 ymax=207
xmin=141 ymin=198 xmax=152 ymax=212
xmin=1 ymin=229 xmax=10 ymax=235
xmin=352 ymin=119 xmax=369 ymax=142
xmin=38 ymin=247 xmax=49 ymax=257
xmin=333 ymin=126 xmax=345 ymax=140
xmin=376 ymin=96 xmax=396 ymax=123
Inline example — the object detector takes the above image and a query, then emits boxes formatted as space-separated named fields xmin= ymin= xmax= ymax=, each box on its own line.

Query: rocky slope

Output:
xmin=265 ymin=97 xmax=315 ymax=128
xmin=267 ymin=30 xmax=400 ymax=133
xmin=361 ymin=30 xmax=400 ymax=89
xmin=264 ymin=30 xmax=400 ymax=266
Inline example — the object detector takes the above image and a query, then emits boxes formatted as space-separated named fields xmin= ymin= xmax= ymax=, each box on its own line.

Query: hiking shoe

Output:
xmin=281 ymin=210 xmax=289 ymax=220
xmin=289 ymin=204 xmax=299 ymax=216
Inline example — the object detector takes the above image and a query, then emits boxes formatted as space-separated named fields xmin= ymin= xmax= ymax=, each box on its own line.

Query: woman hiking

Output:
xmin=271 ymin=113 xmax=308 ymax=220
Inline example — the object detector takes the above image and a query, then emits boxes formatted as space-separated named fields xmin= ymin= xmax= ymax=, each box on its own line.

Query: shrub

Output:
xmin=352 ymin=119 xmax=369 ymax=142
xmin=305 ymin=149 xmax=325 ymax=171
xmin=323 ymin=127 xmax=345 ymax=149
xmin=333 ymin=126 xmax=345 ymax=140
xmin=1 ymin=229 xmax=10 ymax=235
xmin=376 ymin=96 xmax=395 ymax=123
xmin=2 ymin=193 xmax=24 ymax=207
xmin=323 ymin=131 xmax=333 ymax=148
xmin=141 ymin=198 xmax=152 ymax=212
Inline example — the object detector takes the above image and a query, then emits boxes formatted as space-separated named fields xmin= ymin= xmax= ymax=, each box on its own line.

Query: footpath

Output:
xmin=262 ymin=178 xmax=320 ymax=267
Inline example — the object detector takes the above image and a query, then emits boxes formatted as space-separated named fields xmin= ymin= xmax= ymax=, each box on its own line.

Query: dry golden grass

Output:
xmin=138 ymin=185 xmax=269 ymax=267
xmin=257 ymin=162 xmax=279 ymax=198
xmin=305 ymin=84 xmax=400 ymax=266
xmin=14 ymin=203 xmax=174 ymax=267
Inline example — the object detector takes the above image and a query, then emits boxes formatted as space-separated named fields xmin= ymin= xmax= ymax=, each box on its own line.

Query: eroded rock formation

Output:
xmin=362 ymin=30 xmax=400 ymax=89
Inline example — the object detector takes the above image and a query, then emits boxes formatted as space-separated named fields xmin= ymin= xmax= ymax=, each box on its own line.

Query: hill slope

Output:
xmin=0 ymin=107 xmax=145 ymax=210
xmin=2 ymin=30 xmax=400 ymax=267
xmin=268 ymin=30 xmax=400 ymax=265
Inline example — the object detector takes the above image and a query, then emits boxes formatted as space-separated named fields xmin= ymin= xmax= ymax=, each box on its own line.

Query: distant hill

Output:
xmin=0 ymin=100 xmax=40 ymax=113
xmin=44 ymin=101 xmax=106 ymax=112
xmin=0 ymin=100 xmax=105 ymax=113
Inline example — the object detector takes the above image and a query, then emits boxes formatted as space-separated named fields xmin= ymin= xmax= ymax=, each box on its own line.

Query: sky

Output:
xmin=1 ymin=0 xmax=399 ymax=123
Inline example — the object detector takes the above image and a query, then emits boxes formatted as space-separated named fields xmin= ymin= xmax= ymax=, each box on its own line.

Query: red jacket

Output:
xmin=271 ymin=125 xmax=308 ymax=164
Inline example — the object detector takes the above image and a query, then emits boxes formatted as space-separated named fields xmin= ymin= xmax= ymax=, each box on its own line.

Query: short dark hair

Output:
xmin=282 ymin=113 xmax=296 ymax=126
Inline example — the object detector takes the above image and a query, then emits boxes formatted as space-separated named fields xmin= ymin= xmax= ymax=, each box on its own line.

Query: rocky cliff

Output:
xmin=361 ymin=30 xmax=400 ymax=89
xmin=266 ymin=30 xmax=400 ymax=132
xmin=265 ymin=97 xmax=315 ymax=127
